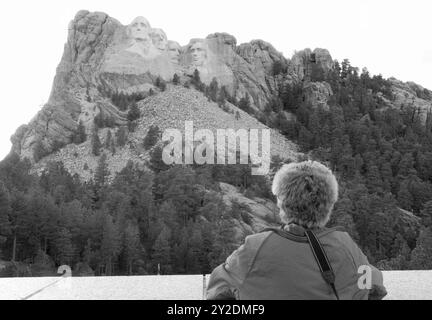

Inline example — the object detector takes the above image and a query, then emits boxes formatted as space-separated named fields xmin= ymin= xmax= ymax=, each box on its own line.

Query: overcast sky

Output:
xmin=0 ymin=0 xmax=430 ymax=161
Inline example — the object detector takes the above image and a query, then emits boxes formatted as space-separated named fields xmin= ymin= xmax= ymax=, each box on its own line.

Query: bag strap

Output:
xmin=304 ymin=229 xmax=339 ymax=300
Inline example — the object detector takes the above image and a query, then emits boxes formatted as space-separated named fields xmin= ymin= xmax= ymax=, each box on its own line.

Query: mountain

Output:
xmin=10 ymin=11 xmax=297 ymax=162
xmin=1 ymin=10 xmax=431 ymax=276
xmin=10 ymin=11 xmax=431 ymax=166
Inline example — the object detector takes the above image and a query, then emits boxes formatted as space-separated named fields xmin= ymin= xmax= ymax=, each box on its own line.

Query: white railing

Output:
xmin=0 ymin=271 xmax=431 ymax=300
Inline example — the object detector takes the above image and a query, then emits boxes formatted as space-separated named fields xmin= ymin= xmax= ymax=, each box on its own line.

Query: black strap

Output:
xmin=304 ymin=229 xmax=339 ymax=300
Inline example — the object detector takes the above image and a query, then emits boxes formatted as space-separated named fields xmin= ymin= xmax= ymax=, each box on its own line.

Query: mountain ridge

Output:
xmin=10 ymin=10 xmax=431 ymax=169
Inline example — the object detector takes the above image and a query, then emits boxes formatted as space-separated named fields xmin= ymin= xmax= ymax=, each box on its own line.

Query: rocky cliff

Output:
xmin=11 ymin=11 xmax=298 ymax=162
xmin=9 ymin=10 xmax=432 ymax=168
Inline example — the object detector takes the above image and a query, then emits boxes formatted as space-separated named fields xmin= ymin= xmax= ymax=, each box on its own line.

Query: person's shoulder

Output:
xmin=322 ymin=228 xmax=360 ymax=251
xmin=325 ymin=229 xmax=369 ymax=265
xmin=225 ymin=231 xmax=273 ymax=268
xmin=325 ymin=229 xmax=358 ymax=247
xmin=235 ymin=230 xmax=274 ymax=254
xmin=245 ymin=230 xmax=274 ymax=245
xmin=322 ymin=227 xmax=353 ymax=241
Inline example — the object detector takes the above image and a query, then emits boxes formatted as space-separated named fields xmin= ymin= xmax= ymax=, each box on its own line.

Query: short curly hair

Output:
xmin=272 ymin=161 xmax=339 ymax=228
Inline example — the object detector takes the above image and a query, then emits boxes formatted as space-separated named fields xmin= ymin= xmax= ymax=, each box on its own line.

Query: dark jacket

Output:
xmin=206 ymin=224 xmax=387 ymax=300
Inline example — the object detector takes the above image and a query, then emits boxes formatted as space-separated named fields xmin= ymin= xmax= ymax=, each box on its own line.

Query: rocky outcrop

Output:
xmin=288 ymin=48 xmax=334 ymax=81
xmin=303 ymin=81 xmax=333 ymax=110
xmin=234 ymin=39 xmax=287 ymax=106
xmin=51 ymin=11 xmax=120 ymax=103
xmin=180 ymin=34 xmax=287 ymax=108
xmin=389 ymin=78 xmax=432 ymax=123
xmin=219 ymin=182 xmax=280 ymax=242
xmin=11 ymin=11 xmax=121 ymax=161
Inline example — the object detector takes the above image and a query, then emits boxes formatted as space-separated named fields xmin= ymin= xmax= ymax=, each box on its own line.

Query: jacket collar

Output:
xmin=282 ymin=223 xmax=320 ymax=236
xmin=275 ymin=223 xmax=339 ymax=242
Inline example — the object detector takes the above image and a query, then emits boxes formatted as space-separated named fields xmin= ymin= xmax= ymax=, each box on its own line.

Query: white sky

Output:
xmin=0 ymin=0 xmax=431 ymax=161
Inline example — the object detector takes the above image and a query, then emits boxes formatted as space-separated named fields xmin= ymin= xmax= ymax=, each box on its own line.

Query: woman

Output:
xmin=206 ymin=160 xmax=387 ymax=300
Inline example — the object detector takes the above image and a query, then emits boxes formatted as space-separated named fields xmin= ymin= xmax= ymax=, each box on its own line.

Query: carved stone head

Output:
xmin=188 ymin=39 xmax=208 ymax=67
xmin=167 ymin=41 xmax=181 ymax=64
xmin=150 ymin=28 xmax=168 ymax=51
xmin=125 ymin=17 xmax=153 ymax=57
xmin=127 ymin=17 xmax=151 ymax=41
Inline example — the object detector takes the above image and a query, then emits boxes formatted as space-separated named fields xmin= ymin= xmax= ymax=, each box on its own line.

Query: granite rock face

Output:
xmin=10 ymin=12 xmax=292 ymax=161
xmin=302 ymin=81 xmax=333 ymax=110
xmin=9 ymin=11 xmax=432 ymax=164
xmin=12 ymin=11 xmax=121 ymax=160
xmin=288 ymin=48 xmax=334 ymax=81
xmin=389 ymin=78 xmax=432 ymax=122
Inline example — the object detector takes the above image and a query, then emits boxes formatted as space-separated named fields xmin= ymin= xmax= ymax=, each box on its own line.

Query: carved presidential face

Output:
xmin=189 ymin=40 xmax=207 ymax=66
xmin=150 ymin=28 xmax=168 ymax=51
xmin=168 ymin=41 xmax=181 ymax=63
xmin=128 ymin=17 xmax=151 ymax=41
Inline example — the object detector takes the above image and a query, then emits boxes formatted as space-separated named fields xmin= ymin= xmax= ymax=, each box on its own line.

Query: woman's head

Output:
xmin=272 ymin=160 xmax=338 ymax=228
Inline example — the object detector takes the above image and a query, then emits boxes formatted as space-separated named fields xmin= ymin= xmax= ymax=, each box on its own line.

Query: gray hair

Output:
xmin=272 ymin=160 xmax=339 ymax=228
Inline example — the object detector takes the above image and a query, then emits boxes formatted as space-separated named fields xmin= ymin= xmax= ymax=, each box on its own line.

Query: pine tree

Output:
xmin=73 ymin=120 xmax=87 ymax=144
xmin=115 ymin=126 xmax=128 ymax=147
xmin=298 ymin=126 xmax=313 ymax=150
xmin=127 ymin=102 xmax=141 ymax=122
xmin=186 ymin=227 xmax=204 ymax=273
xmin=410 ymin=227 xmax=432 ymax=269
xmin=217 ymin=86 xmax=228 ymax=107
xmin=238 ymin=93 xmax=251 ymax=113
xmin=7 ymin=189 xmax=27 ymax=261
xmin=149 ymin=145 xmax=171 ymax=173
xmin=143 ymin=125 xmax=161 ymax=150
xmin=0 ymin=181 xmax=11 ymax=257
xmin=151 ymin=225 xmax=172 ymax=274
xmin=54 ymin=228 xmax=75 ymax=265
xmin=208 ymin=217 xmax=236 ymax=269
xmin=109 ymin=139 xmax=116 ymax=155
xmin=422 ymin=200 xmax=432 ymax=219
xmin=172 ymin=228 xmax=188 ymax=273
xmin=208 ymin=78 xmax=219 ymax=102
xmin=155 ymin=77 xmax=167 ymax=91
xmin=397 ymin=181 xmax=413 ymax=211
xmin=366 ymin=164 xmax=383 ymax=193
xmin=380 ymin=162 xmax=393 ymax=192
xmin=328 ymin=196 xmax=359 ymax=241
xmin=104 ymin=130 xmax=112 ymax=149
xmin=191 ymin=69 xmax=204 ymax=92
xmin=397 ymin=153 xmax=416 ymax=178
xmin=83 ymin=239 xmax=92 ymax=265
xmin=421 ymin=200 xmax=432 ymax=226
xmin=94 ymin=153 xmax=109 ymax=189
xmin=341 ymin=59 xmax=351 ymax=79
xmin=91 ymin=126 xmax=101 ymax=156
xmin=172 ymin=73 xmax=180 ymax=85
xmin=123 ymin=222 xmax=141 ymax=275
xmin=100 ymin=215 xmax=121 ymax=276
